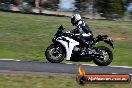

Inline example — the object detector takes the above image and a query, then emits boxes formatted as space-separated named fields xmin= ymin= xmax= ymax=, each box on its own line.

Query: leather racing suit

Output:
xmin=71 ymin=20 xmax=93 ymax=48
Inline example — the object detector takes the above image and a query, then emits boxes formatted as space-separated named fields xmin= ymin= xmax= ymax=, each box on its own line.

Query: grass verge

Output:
xmin=0 ymin=74 xmax=131 ymax=88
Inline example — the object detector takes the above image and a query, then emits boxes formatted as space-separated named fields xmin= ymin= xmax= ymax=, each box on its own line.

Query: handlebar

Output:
xmin=58 ymin=25 xmax=65 ymax=30
xmin=57 ymin=25 xmax=79 ymax=38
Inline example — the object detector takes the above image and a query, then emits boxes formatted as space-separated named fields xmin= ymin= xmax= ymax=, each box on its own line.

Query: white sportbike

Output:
xmin=45 ymin=25 xmax=114 ymax=66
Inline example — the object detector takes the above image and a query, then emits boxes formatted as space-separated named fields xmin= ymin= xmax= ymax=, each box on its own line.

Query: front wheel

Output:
xmin=45 ymin=44 xmax=65 ymax=63
xmin=93 ymin=46 xmax=113 ymax=66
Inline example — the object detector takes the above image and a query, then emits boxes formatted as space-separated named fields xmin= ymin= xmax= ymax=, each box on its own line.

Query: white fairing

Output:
xmin=56 ymin=36 xmax=79 ymax=60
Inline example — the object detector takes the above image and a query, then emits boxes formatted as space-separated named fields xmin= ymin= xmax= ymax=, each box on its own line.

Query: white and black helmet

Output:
xmin=71 ymin=14 xmax=82 ymax=26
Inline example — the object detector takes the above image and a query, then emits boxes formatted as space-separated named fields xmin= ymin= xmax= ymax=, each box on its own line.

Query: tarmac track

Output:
xmin=0 ymin=60 xmax=132 ymax=75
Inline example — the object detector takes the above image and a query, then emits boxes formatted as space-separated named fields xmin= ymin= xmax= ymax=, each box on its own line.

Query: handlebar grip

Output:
xmin=58 ymin=25 xmax=65 ymax=30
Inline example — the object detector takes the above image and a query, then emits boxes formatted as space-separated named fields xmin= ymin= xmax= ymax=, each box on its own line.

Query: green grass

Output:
xmin=0 ymin=74 xmax=131 ymax=88
xmin=0 ymin=12 xmax=132 ymax=66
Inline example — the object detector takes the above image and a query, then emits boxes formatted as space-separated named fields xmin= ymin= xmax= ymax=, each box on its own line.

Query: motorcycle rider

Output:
xmin=70 ymin=13 xmax=93 ymax=48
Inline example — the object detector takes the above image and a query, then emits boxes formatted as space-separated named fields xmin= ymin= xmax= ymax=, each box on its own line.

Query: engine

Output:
xmin=73 ymin=46 xmax=96 ymax=56
xmin=71 ymin=46 xmax=94 ymax=61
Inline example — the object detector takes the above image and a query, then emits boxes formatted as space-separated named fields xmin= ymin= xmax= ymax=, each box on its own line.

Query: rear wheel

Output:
xmin=93 ymin=46 xmax=113 ymax=66
xmin=45 ymin=44 xmax=65 ymax=63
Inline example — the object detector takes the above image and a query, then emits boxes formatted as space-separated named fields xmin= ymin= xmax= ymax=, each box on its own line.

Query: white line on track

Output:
xmin=110 ymin=66 xmax=132 ymax=69
xmin=0 ymin=59 xmax=15 ymax=60
xmin=0 ymin=59 xmax=21 ymax=61
xmin=112 ymin=73 xmax=118 ymax=74
xmin=66 ymin=63 xmax=132 ymax=69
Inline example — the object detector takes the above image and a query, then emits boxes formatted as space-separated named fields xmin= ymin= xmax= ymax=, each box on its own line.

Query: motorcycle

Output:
xmin=45 ymin=25 xmax=114 ymax=66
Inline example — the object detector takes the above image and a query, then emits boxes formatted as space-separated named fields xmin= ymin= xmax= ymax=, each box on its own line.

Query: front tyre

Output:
xmin=93 ymin=46 xmax=113 ymax=66
xmin=45 ymin=44 xmax=65 ymax=63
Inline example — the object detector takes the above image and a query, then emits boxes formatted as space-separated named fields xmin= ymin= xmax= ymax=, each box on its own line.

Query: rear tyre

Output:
xmin=93 ymin=46 xmax=113 ymax=66
xmin=45 ymin=44 xmax=65 ymax=63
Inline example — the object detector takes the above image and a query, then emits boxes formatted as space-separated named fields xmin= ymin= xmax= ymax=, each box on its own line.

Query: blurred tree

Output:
xmin=11 ymin=0 xmax=22 ymax=5
xmin=41 ymin=0 xmax=59 ymax=10
xmin=0 ymin=0 xmax=35 ymax=5
xmin=0 ymin=0 xmax=12 ymax=3
xmin=95 ymin=0 xmax=125 ymax=18
xmin=22 ymin=0 xmax=34 ymax=5
xmin=35 ymin=0 xmax=39 ymax=7
xmin=0 ymin=0 xmax=22 ymax=5
xmin=75 ymin=0 xmax=96 ymax=15
xmin=126 ymin=0 xmax=132 ymax=3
